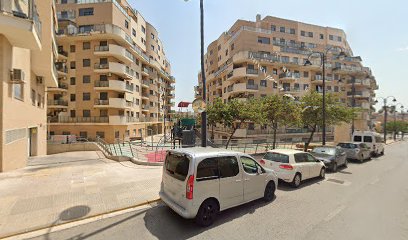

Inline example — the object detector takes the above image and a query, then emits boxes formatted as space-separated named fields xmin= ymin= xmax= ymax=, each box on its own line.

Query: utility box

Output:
xmin=181 ymin=130 xmax=195 ymax=147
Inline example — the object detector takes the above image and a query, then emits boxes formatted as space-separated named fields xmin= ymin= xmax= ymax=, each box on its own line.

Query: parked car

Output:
xmin=258 ymin=149 xmax=325 ymax=188
xmin=337 ymin=142 xmax=371 ymax=163
xmin=352 ymin=131 xmax=385 ymax=156
xmin=311 ymin=146 xmax=347 ymax=172
xmin=159 ymin=147 xmax=278 ymax=227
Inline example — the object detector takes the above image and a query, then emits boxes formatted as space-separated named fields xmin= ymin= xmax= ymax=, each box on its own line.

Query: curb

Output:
xmin=130 ymin=158 xmax=164 ymax=166
xmin=0 ymin=198 xmax=161 ymax=240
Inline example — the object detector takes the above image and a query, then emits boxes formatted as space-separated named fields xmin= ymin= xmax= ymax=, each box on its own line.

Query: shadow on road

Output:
xmin=143 ymin=198 xmax=275 ymax=240
xmin=277 ymin=177 xmax=324 ymax=192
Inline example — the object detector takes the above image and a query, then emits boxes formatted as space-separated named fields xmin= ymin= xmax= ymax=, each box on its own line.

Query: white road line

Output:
xmin=324 ymin=205 xmax=346 ymax=222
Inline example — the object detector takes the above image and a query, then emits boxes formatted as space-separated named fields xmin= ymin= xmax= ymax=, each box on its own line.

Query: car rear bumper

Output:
xmin=276 ymin=171 xmax=295 ymax=183
xmin=159 ymin=191 xmax=196 ymax=219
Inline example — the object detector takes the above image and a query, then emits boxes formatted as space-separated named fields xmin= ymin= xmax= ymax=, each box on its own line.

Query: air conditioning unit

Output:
xmin=10 ymin=69 xmax=25 ymax=83
xmin=36 ymin=76 xmax=44 ymax=85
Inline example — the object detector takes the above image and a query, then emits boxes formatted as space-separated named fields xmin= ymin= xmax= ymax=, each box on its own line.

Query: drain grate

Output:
xmin=327 ymin=178 xmax=345 ymax=184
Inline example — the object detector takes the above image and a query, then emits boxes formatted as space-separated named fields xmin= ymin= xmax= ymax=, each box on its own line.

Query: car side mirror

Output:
xmin=257 ymin=167 xmax=262 ymax=175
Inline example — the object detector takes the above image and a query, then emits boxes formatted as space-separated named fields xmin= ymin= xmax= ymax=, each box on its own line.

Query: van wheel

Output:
xmin=195 ymin=199 xmax=219 ymax=227
xmin=332 ymin=163 xmax=338 ymax=172
xmin=263 ymin=181 xmax=275 ymax=202
xmin=344 ymin=159 xmax=348 ymax=168
xmin=292 ymin=173 xmax=301 ymax=188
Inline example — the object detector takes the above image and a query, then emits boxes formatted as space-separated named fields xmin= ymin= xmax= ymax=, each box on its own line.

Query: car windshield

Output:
xmin=337 ymin=143 xmax=357 ymax=149
xmin=263 ymin=152 xmax=289 ymax=163
xmin=312 ymin=147 xmax=336 ymax=155
xmin=164 ymin=152 xmax=190 ymax=181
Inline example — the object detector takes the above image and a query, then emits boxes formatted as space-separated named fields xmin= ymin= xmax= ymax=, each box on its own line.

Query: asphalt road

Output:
xmin=29 ymin=141 xmax=408 ymax=240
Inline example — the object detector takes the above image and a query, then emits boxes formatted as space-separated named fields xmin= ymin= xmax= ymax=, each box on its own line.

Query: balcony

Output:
xmin=282 ymin=87 xmax=301 ymax=94
xmin=229 ymin=83 xmax=259 ymax=93
xmin=48 ymin=82 xmax=68 ymax=92
xmin=279 ymin=72 xmax=301 ymax=81
xmin=346 ymin=79 xmax=371 ymax=87
xmin=94 ymin=62 xmax=132 ymax=79
xmin=50 ymin=116 xmax=109 ymax=124
xmin=142 ymin=67 xmax=150 ymax=77
xmin=0 ymin=0 xmax=42 ymax=50
xmin=227 ymin=67 xmax=251 ymax=81
xmin=48 ymin=99 xmax=68 ymax=108
xmin=94 ymin=80 xmax=133 ymax=93
xmin=94 ymin=44 xmax=134 ymax=64
xmin=55 ymin=63 xmax=68 ymax=76
xmin=246 ymin=69 xmax=259 ymax=75
xmin=57 ymin=49 xmax=68 ymax=60
xmin=57 ymin=10 xmax=76 ymax=23
xmin=347 ymin=91 xmax=370 ymax=99
xmin=333 ymin=65 xmax=363 ymax=74
xmin=94 ymin=98 xmax=127 ymax=109
xmin=141 ymin=80 xmax=150 ymax=88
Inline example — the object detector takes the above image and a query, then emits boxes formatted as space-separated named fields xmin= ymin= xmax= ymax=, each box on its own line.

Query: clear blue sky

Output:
xmin=130 ymin=0 xmax=408 ymax=111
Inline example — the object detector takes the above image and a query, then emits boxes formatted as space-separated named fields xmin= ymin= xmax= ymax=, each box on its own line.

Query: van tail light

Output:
xmin=279 ymin=164 xmax=293 ymax=170
xmin=260 ymin=159 xmax=265 ymax=165
xmin=186 ymin=175 xmax=194 ymax=200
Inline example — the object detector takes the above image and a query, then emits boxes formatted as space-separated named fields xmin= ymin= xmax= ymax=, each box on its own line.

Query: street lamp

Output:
xmin=185 ymin=0 xmax=207 ymax=147
xmin=304 ymin=47 xmax=347 ymax=145
xmin=374 ymin=96 xmax=397 ymax=143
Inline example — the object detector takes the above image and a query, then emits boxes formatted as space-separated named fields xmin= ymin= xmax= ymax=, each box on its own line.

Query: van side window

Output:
xmin=363 ymin=136 xmax=373 ymax=143
xmin=241 ymin=156 xmax=259 ymax=174
xmin=196 ymin=158 xmax=219 ymax=182
xmin=219 ymin=157 xmax=239 ymax=178
xmin=353 ymin=136 xmax=362 ymax=142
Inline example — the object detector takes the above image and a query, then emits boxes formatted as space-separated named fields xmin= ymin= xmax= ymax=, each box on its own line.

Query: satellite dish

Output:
xmin=192 ymin=98 xmax=206 ymax=113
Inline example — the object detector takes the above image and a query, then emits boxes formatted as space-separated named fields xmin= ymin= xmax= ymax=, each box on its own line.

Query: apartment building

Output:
xmin=50 ymin=0 xmax=176 ymax=143
xmin=0 ymin=0 xmax=59 ymax=172
xmin=195 ymin=15 xmax=378 ymax=143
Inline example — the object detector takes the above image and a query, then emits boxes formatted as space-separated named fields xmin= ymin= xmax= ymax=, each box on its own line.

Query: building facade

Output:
xmin=0 ymin=0 xmax=58 ymax=172
xmin=50 ymin=0 xmax=175 ymax=143
xmin=195 ymin=15 xmax=378 ymax=143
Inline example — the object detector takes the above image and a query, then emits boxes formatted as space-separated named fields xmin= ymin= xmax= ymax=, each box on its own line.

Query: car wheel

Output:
xmin=320 ymin=168 xmax=326 ymax=179
xmin=195 ymin=199 xmax=219 ymax=227
xmin=292 ymin=173 xmax=302 ymax=188
xmin=344 ymin=159 xmax=348 ymax=168
xmin=381 ymin=150 xmax=385 ymax=155
xmin=263 ymin=181 xmax=275 ymax=202
xmin=332 ymin=163 xmax=338 ymax=172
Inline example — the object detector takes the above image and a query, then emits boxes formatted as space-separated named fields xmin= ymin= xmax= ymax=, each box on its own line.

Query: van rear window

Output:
xmin=353 ymin=136 xmax=362 ymax=142
xmin=363 ymin=136 xmax=373 ymax=143
xmin=165 ymin=153 xmax=190 ymax=181
xmin=263 ymin=152 xmax=289 ymax=163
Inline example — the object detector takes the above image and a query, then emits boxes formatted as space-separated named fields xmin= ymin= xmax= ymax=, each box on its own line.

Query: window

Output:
xmin=96 ymin=131 xmax=105 ymax=139
xmin=125 ymin=20 xmax=129 ymax=29
xmin=271 ymin=25 xmax=276 ymax=31
xmin=151 ymin=45 xmax=155 ymax=51
xmin=334 ymin=86 xmax=339 ymax=92
xmin=290 ymin=28 xmax=295 ymax=34
xmin=83 ymin=75 xmax=91 ymax=83
xmin=241 ymin=156 xmax=262 ymax=174
xmin=83 ymin=110 xmax=91 ymax=117
xmin=363 ymin=136 xmax=373 ymax=143
xmin=70 ymin=77 xmax=76 ymax=85
xmin=353 ymin=135 xmax=362 ymax=142
xmin=258 ymin=37 xmax=270 ymax=44
xmin=337 ymin=36 xmax=342 ymax=42
xmin=196 ymin=158 xmax=219 ymax=181
xmin=100 ymin=109 xmax=108 ymax=117
xmin=308 ymin=32 xmax=313 ymax=38
xmin=70 ymin=45 xmax=76 ymax=52
xmin=70 ymin=61 xmax=76 ymax=69
xmin=329 ymin=35 xmax=334 ymax=40
xmin=231 ymin=43 xmax=235 ymax=50
xmin=79 ymin=8 xmax=94 ymax=16
xmin=70 ymin=94 xmax=76 ymax=102
xmin=79 ymin=25 xmax=93 ymax=33
xmin=83 ymin=59 xmax=90 ymax=67
xmin=83 ymin=92 xmax=91 ymax=101
xmin=132 ymin=28 xmax=136 ymax=37
xmin=83 ymin=42 xmax=90 ymax=50
xmin=303 ymin=84 xmax=309 ymax=90
xmin=301 ymin=31 xmax=306 ymax=36
xmin=30 ymin=89 xmax=36 ymax=106
xmin=320 ymin=34 xmax=324 ymax=39
xmin=294 ymin=153 xmax=307 ymax=163
xmin=263 ymin=152 xmax=289 ymax=163
xmin=304 ymin=71 xmax=309 ymax=78
xmin=273 ymin=68 xmax=278 ymax=75
xmin=260 ymin=80 xmax=267 ymax=87
xmin=141 ymin=26 xmax=146 ymax=34
xmin=280 ymin=26 xmax=285 ymax=33
xmin=70 ymin=110 xmax=76 ymax=118
xmin=165 ymin=153 xmax=190 ymax=181
xmin=219 ymin=157 xmax=239 ymax=178
xmin=79 ymin=131 xmax=87 ymax=139
xmin=306 ymin=154 xmax=317 ymax=162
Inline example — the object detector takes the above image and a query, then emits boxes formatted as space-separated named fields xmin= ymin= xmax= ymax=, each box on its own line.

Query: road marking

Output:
xmin=324 ymin=205 xmax=345 ymax=222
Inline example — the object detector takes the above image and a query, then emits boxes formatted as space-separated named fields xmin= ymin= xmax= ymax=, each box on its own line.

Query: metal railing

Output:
xmin=48 ymin=99 xmax=68 ymax=106
xmin=49 ymin=116 xmax=109 ymax=123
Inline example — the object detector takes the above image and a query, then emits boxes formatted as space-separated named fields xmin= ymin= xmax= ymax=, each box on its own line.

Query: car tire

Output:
xmin=195 ymin=199 xmax=219 ymax=227
xmin=332 ymin=163 xmax=338 ymax=172
xmin=263 ymin=181 xmax=275 ymax=202
xmin=381 ymin=150 xmax=385 ymax=155
xmin=292 ymin=173 xmax=302 ymax=188
xmin=320 ymin=168 xmax=326 ymax=179
xmin=344 ymin=159 xmax=348 ymax=168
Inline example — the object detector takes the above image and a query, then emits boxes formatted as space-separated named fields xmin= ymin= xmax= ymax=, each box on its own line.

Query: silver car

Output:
xmin=337 ymin=142 xmax=371 ymax=163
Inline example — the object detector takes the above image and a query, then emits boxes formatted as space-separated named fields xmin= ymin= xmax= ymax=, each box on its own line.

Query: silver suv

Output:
xmin=159 ymin=147 xmax=278 ymax=226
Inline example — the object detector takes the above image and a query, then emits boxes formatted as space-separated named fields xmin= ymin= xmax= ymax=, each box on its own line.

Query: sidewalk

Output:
xmin=0 ymin=151 xmax=162 ymax=238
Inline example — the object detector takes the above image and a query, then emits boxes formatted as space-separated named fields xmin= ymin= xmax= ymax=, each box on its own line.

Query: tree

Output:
xmin=207 ymin=98 xmax=226 ymax=141
xmin=260 ymin=95 xmax=301 ymax=149
xmin=386 ymin=121 xmax=408 ymax=134
xmin=301 ymin=91 xmax=355 ymax=151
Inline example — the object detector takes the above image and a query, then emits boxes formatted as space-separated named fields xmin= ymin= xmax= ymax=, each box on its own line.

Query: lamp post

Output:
xmin=374 ymin=96 xmax=397 ymax=143
xmin=304 ymin=48 xmax=347 ymax=145
xmin=185 ymin=0 xmax=207 ymax=147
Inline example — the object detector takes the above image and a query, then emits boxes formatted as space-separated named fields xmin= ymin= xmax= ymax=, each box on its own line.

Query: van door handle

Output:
xmin=244 ymin=178 xmax=250 ymax=181
xmin=235 ymin=179 xmax=242 ymax=182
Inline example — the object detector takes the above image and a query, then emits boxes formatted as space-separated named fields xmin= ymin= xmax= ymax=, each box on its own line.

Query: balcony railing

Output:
xmin=50 ymin=116 xmax=109 ymax=123
xmin=246 ymin=69 xmax=259 ymax=75
xmin=94 ymin=99 xmax=109 ymax=105
xmin=279 ymin=72 xmax=301 ymax=79
xmin=246 ymin=84 xmax=259 ymax=90
xmin=94 ymin=63 xmax=109 ymax=69
xmin=48 ymin=99 xmax=68 ymax=106
xmin=94 ymin=45 xmax=109 ymax=52
xmin=0 ymin=0 xmax=42 ymax=41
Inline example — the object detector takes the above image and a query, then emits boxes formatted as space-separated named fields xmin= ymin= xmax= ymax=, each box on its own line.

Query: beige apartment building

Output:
xmin=0 ymin=0 xmax=58 ymax=172
xmin=49 ymin=0 xmax=175 ymax=143
xmin=195 ymin=15 xmax=378 ymax=143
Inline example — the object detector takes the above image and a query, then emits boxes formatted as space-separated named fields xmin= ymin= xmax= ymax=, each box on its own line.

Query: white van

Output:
xmin=159 ymin=147 xmax=278 ymax=226
xmin=352 ymin=131 xmax=385 ymax=156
